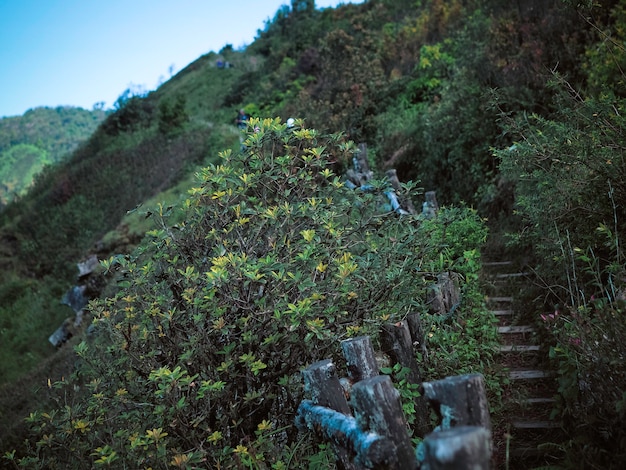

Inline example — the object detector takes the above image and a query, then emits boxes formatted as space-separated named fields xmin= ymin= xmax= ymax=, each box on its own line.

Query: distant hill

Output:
xmin=0 ymin=106 xmax=106 ymax=206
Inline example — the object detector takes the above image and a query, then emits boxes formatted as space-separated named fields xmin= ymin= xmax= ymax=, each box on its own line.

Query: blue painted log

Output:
xmin=301 ymin=359 xmax=355 ymax=468
xmin=351 ymin=375 xmax=418 ymax=469
xmin=419 ymin=426 xmax=492 ymax=469
xmin=386 ymin=169 xmax=416 ymax=215
xmin=61 ymin=285 xmax=88 ymax=313
xmin=296 ymin=400 xmax=396 ymax=468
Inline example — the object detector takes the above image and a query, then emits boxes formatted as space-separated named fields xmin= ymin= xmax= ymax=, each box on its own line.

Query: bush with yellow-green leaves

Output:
xmin=9 ymin=118 xmax=496 ymax=469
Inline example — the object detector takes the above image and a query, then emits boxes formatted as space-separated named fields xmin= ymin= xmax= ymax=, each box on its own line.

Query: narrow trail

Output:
xmin=482 ymin=257 xmax=566 ymax=469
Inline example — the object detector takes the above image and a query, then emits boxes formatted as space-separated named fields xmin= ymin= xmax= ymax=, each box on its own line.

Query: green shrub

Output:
xmin=543 ymin=233 xmax=626 ymax=467
xmin=495 ymin=67 xmax=626 ymax=467
xmin=12 ymin=119 xmax=495 ymax=469
xmin=157 ymin=95 xmax=189 ymax=136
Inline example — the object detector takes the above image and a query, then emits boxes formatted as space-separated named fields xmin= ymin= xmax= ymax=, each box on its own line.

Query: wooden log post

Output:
xmin=427 ymin=272 xmax=461 ymax=317
xmin=355 ymin=143 xmax=372 ymax=178
xmin=381 ymin=321 xmax=423 ymax=384
xmin=351 ymin=375 xmax=418 ymax=470
xmin=380 ymin=320 xmax=430 ymax=436
xmin=420 ymin=373 xmax=491 ymax=432
xmin=385 ymin=168 xmax=416 ymax=215
xmin=420 ymin=426 xmax=492 ymax=469
xmin=341 ymin=336 xmax=379 ymax=384
xmin=422 ymin=191 xmax=439 ymax=219
xmin=406 ymin=312 xmax=428 ymax=363
xmin=300 ymin=359 xmax=357 ymax=469
xmin=296 ymin=400 xmax=396 ymax=468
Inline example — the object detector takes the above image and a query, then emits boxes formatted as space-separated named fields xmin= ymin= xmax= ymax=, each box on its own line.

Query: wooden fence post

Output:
xmin=427 ymin=272 xmax=462 ymax=317
xmin=351 ymin=375 xmax=418 ymax=470
xmin=301 ymin=359 xmax=356 ymax=469
xmin=385 ymin=168 xmax=416 ymax=214
xmin=420 ymin=426 xmax=492 ymax=469
xmin=380 ymin=320 xmax=430 ymax=436
xmin=421 ymin=373 xmax=491 ymax=431
xmin=355 ymin=143 xmax=372 ymax=177
xmin=406 ymin=312 xmax=428 ymax=362
xmin=423 ymin=191 xmax=439 ymax=218
xmin=381 ymin=321 xmax=423 ymax=385
xmin=341 ymin=336 xmax=379 ymax=384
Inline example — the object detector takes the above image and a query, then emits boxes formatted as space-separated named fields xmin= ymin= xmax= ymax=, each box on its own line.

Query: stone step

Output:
xmin=509 ymin=445 xmax=564 ymax=460
xmin=499 ymin=344 xmax=540 ymax=353
xmin=498 ymin=325 xmax=535 ymax=334
xmin=486 ymin=296 xmax=513 ymax=303
xmin=492 ymin=309 xmax=514 ymax=316
xmin=522 ymin=397 xmax=556 ymax=405
xmin=509 ymin=369 xmax=553 ymax=380
xmin=512 ymin=420 xmax=562 ymax=429
xmin=483 ymin=260 xmax=514 ymax=266
xmin=493 ymin=272 xmax=531 ymax=279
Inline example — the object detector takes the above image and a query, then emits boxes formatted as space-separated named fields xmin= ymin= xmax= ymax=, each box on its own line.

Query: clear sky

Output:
xmin=0 ymin=0 xmax=364 ymax=118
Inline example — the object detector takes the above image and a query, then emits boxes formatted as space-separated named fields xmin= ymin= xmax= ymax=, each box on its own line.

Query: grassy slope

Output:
xmin=0 ymin=49 xmax=255 ymax=387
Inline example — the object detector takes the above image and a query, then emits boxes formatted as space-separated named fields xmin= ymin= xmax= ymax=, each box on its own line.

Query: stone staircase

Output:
xmin=483 ymin=260 xmax=565 ymax=469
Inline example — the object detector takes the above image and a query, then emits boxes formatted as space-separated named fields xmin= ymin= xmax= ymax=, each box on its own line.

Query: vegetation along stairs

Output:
xmin=482 ymin=259 xmax=566 ymax=468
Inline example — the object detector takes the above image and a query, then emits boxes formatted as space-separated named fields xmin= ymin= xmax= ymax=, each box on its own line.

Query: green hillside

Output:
xmin=0 ymin=106 xmax=106 ymax=206
xmin=1 ymin=0 xmax=626 ymax=467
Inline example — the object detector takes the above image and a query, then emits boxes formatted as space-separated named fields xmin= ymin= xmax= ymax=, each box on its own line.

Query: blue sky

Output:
xmin=0 ymin=0 xmax=364 ymax=118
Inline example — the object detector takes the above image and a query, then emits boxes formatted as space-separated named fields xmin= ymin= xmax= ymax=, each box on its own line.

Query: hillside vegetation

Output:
xmin=1 ymin=0 xmax=626 ymax=468
xmin=0 ymin=106 xmax=106 ymax=207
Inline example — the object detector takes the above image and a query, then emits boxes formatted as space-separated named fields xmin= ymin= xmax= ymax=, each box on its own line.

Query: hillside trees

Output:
xmin=374 ymin=8 xmax=501 ymax=205
xmin=294 ymin=27 xmax=388 ymax=143
xmin=0 ymin=107 xmax=106 ymax=206
xmin=158 ymin=95 xmax=189 ymax=136
xmin=11 ymin=120 xmax=498 ymax=468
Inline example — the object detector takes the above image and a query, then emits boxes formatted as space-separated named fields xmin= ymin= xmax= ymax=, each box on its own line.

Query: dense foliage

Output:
xmin=7 ymin=120 xmax=497 ymax=468
xmin=495 ymin=2 xmax=626 ymax=466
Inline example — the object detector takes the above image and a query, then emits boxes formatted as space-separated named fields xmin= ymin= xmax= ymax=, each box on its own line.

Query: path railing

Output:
xmin=294 ymin=143 xmax=491 ymax=468
xmin=295 ymin=334 xmax=493 ymax=469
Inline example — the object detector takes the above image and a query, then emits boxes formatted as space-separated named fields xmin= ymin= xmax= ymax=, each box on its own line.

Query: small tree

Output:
xmin=158 ymin=95 xmax=189 ymax=136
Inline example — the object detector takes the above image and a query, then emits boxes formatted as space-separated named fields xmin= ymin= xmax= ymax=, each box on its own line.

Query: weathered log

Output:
xmin=421 ymin=373 xmax=491 ymax=431
xmin=380 ymin=321 xmax=423 ymax=385
xmin=406 ymin=312 xmax=428 ymax=362
xmin=351 ymin=375 xmax=418 ymax=469
xmin=422 ymin=190 xmax=439 ymax=218
xmin=420 ymin=426 xmax=492 ymax=469
xmin=61 ymin=285 xmax=89 ymax=313
xmin=48 ymin=317 xmax=75 ymax=347
xmin=296 ymin=400 xmax=396 ymax=468
xmin=385 ymin=168 xmax=416 ymax=214
xmin=301 ymin=359 xmax=355 ymax=469
xmin=355 ymin=143 xmax=372 ymax=178
xmin=427 ymin=272 xmax=461 ymax=317
xmin=341 ymin=336 xmax=379 ymax=383
xmin=380 ymin=320 xmax=430 ymax=437
xmin=77 ymin=254 xmax=99 ymax=278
